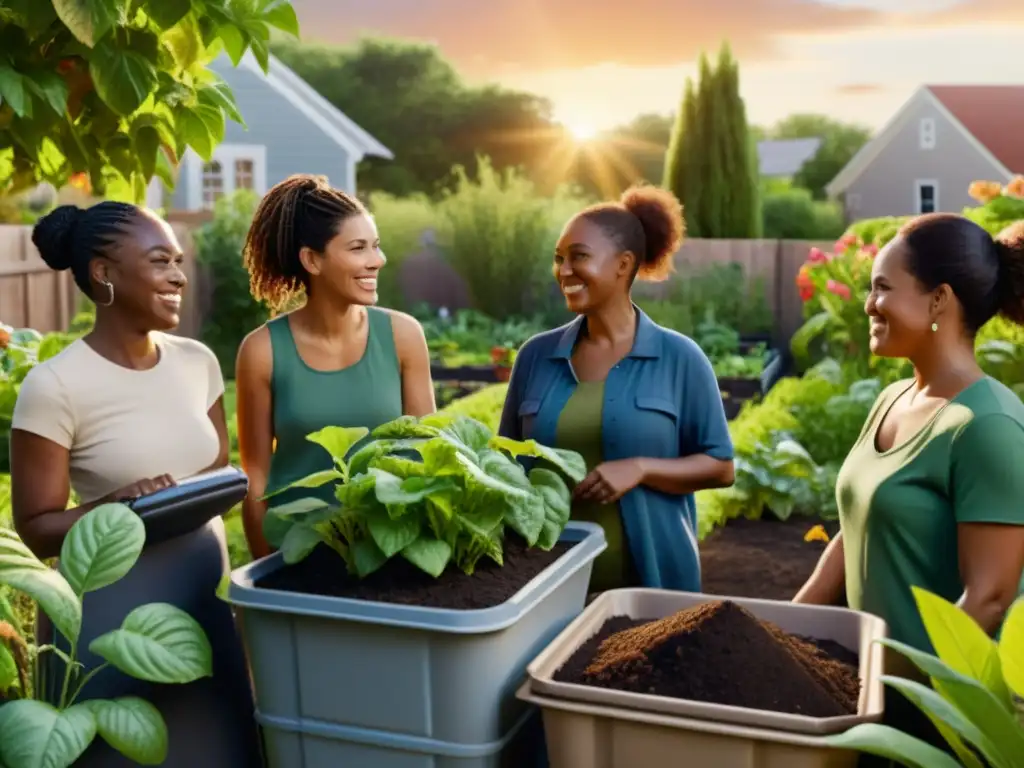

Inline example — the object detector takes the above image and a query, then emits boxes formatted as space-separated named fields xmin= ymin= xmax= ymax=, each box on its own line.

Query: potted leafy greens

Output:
xmin=227 ymin=412 xmax=606 ymax=768
xmin=0 ymin=503 xmax=212 ymax=768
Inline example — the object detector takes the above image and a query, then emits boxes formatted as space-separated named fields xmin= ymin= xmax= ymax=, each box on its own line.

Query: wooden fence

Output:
xmin=0 ymin=223 xmax=829 ymax=347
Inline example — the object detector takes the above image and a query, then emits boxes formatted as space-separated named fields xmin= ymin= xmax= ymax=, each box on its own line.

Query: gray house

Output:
xmin=826 ymin=85 xmax=1024 ymax=222
xmin=149 ymin=52 xmax=392 ymax=211
xmin=757 ymin=138 xmax=822 ymax=179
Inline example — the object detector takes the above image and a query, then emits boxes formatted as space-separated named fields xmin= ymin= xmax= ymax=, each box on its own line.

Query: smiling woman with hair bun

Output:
xmin=499 ymin=184 xmax=735 ymax=596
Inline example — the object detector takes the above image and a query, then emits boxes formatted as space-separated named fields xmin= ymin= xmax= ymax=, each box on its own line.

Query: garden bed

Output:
xmin=431 ymin=363 xmax=503 ymax=383
xmin=699 ymin=516 xmax=840 ymax=602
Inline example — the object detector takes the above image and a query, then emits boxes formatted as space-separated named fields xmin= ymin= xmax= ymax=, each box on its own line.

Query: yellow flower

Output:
xmin=804 ymin=524 xmax=830 ymax=544
xmin=1005 ymin=175 xmax=1024 ymax=200
xmin=968 ymin=180 xmax=1003 ymax=203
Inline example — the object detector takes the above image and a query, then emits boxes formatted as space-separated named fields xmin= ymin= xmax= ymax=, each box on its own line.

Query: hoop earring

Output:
xmin=96 ymin=280 xmax=115 ymax=307
xmin=931 ymin=321 xmax=938 ymax=332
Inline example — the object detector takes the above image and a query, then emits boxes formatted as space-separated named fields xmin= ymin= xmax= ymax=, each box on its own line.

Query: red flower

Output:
xmin=826 ymin=280 xmax=851 ymax=300
xmin=807 ymin=247 xmax=829 ymax=264
xmin=796 ymin=266 xmax=815 ymax=301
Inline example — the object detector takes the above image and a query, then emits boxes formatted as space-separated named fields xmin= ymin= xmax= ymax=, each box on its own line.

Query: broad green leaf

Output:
xmin=306 ymin=426 xmax=370 ymax=466
xmin=260 ymin=0 xmax=300 ymax=36
xmin=196 ymin=79 xmax=245 ymax=126
xmin=0 ymin=66 xmax=29 ymax=118
xmin=25 ymin=72 xmax=69 ymax=117
xmin=249 ymin=33 xmax=270 ymax=73
xmin=0 ymin=592 xmax=20 ymax=630
xmin=176 ymin=108 xmax=214 ymax=161
xmin=500 ymin=493 xmax=544 ymax=546
xmin=350 ymin=538 xmax=387 ymax=578
xmin=821 ymin=722 xmax=963 ymax=768
xmin=372 ymin=470 xmax=455 ymax=507
xmin=0 ymin=641 xmax=18 ymax=692
xmin=262 ymin=511 xmax=291 ymax=550
xmin=260 ymin=469 xmax=343 ymax=500
xmin=880 ymin=676 xmax=1005 ymax=767
xmin=268 ymin=497 xmax=330 ymax=517
xmin=402 ymin=537 xmax=452 ymax=578
xmin=52 ymin=0 xmax=118 ymax=47
xmin=880 ymin=638 xmax=1024 ymax=759
xmin=0 ymin=529 xmax=82 ymax=644
xmin=999 ymin=598 xmax=1024 ymax=697
xmin=436 ymin=416 xmax=492 ymax=457
xmin=133 ymin=125 xmax=160 ymax=181
xmin=912 ymin=586 xmax=1013 ymax=706
xmin=89 ymin=45 xmax=159 ymax=116
xmin=489 ymin=436 xmax=587 ymax=483
xmin=370 ymin=455 xmax=427 ymax=478
xmin=372 ymin=416 xmax=441 ymax=440
xmin=529 ymin=468 xmax=571 ymax=549
xmin=89 ymin=603 xmax=212 ymax=685
xmin=59 ymin=502 xmax=145 ymax=595
xmin=367 ymin=507 xmax=422 ymax=558
xmin=0 ymin=700 xmax=96 ymax=768
xmin=85 ymin=697 xmax=167 ymax=765
xmin=145 ymin=0 xmax=191 ymax=30
xmin=280 ymin=524 xmax=323 ymax=565
xmin=215 ymin=24 xmax=247 ymax=66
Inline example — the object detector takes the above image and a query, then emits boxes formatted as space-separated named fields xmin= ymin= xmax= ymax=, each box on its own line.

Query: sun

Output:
xmin=563 ymin=119 xmax=599 ymax=142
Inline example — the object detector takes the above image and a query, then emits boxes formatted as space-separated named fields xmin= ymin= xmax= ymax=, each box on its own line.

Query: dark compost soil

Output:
xmin=256 ymin=535 xmax=574 ymax=610
xmin=554 ymin=601 xmax=860 ymax=718
xmin=699 ymin=516 xmax=842 ymax=602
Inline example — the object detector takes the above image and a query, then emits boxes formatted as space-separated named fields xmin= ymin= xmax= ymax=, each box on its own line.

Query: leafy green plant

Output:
xmin=194 ymin=189 xmax=267 ymax=377
xmin=262 ymin=413 xmax=587 ymax=579
xmin=0 ymin=503 xmax=212 ymax=767
xmin=1 ymin=0 xmax=300 ymax=199
xmin=825 ymin=587 xmax=1024 ymax=768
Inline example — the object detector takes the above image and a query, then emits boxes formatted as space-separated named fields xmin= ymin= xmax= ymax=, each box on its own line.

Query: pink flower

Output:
xmin=834 ymin=234 xmax=860 ymax=253
xmin=807 ymin=247 xmax=828 ymax=264
xmin=862 ymin=243 xmax=878 ymax=256
xmin=826 ymin=280 xmax=851 ymax=300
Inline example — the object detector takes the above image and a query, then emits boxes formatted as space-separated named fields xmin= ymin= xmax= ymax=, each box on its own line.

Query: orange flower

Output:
xmin=68 ymin=172 xmax=90 ymax=193
xmin=804 ymin=525 xmax=830 ymax=544
xmin=0 ymin=326 xmax=9 ymax=349
xmin=1005 ymin=175 xmax=1024 ymax=199
xmin=968 ymin=180 xmax=1003 ymax=203
xmin=796 ymin=265 xmax=814 ymax=301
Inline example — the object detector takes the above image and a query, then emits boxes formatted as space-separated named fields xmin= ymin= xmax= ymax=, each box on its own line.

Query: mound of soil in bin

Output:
xmin=256 ymin=535 xmax=574 ymax=610
xmin=554 ymin=601 xmax=860 ymax=717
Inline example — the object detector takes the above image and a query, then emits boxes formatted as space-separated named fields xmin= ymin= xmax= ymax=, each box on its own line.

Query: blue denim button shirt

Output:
xmin=498 ymin=307 xmax=734 ymax=592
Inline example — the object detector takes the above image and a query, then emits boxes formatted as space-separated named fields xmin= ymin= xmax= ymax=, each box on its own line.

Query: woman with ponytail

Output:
xmin=794 ymin=215 xmax=1024 ymax=756
xmin=234 ymin=174 xmax=434 ymax=560
xmin=499 ymin=185 xmax=735 ymax=595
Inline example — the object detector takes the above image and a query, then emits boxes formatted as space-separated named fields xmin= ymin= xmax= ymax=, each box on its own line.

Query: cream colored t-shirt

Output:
xmin=11 ymin=333 xmax=225 ymax=504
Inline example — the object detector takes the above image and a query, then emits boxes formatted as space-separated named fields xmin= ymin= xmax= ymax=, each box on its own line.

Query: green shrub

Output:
xmin=367 ymin=191 xmax=438 ymax=310
xmin=438 ymin=383 xmax=509 ymax=433
xmin=195 ymin=190 xmax=268 ymax=378
xmin=762 ymin=186 xmax=845 ymax=240
xmin=436 ymin=156 xmax=589 ymax=321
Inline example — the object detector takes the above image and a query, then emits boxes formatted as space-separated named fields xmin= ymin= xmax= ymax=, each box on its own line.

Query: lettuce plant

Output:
xmin=824 ymin=587 xmax=1024 ymax=767
xmin=263 ymin=413 xmax=587 ymax=578
xmin=0 ymin=503 xmax=213 ymax=767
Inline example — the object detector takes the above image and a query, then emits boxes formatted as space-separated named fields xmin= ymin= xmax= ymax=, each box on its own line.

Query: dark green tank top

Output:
xmin=265 ymin=308 xmax=404 ymax=506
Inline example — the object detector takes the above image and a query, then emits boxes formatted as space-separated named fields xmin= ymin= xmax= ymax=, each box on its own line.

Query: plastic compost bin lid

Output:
xmin=126 ymin=465 xmax=249 ymax=547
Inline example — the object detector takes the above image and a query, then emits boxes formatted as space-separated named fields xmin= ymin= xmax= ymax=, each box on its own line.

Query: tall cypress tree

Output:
xmin=663 ymin=78 xmax=699 ymax=233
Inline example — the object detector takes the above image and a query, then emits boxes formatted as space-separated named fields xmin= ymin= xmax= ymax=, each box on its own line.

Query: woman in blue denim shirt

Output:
xmin=499 ymin=185 xmax=735 ymax=594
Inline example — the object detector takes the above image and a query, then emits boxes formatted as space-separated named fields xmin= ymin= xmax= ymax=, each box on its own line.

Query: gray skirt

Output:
xmin=39 ymin=518 xmax=263 ymax=767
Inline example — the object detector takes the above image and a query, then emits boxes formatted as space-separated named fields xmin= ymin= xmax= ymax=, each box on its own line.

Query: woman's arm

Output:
xmin=793 ymin=533 xmax=847 ymax=605
xmin=950 ymin=415 xmax=1024 ymax=634
xmin=235 ymin=327 xmax=275 ymax=560
xmin=636 ymin=455 xmax=734 ymax=495
xmin=390 ymin=311 xmax=436 ymax=417
xmin=202 ymin=396 xmax=231 ymax=473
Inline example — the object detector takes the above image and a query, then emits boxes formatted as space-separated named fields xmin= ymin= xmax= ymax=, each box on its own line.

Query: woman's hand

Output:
xmin=106 ymin=475 xmax=177 ymax=502
xmin=574 ymin=459 xmax=644 ymax=504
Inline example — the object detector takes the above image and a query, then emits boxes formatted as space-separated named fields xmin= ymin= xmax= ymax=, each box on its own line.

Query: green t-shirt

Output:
xmin=837 ymin=376 xmax=1024 ymax=653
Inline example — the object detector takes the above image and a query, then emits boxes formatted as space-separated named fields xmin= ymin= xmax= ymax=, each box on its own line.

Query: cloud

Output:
xmin=918 ymin=0 xmax=1024 ymax=23
xmin=290 ymin=0 xmax=883 ymax=72
xmin=835 ymin=83 xmax=884 ymax=95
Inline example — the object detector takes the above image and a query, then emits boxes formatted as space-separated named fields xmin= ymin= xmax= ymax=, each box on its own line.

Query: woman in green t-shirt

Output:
xmin=794 ymin=215 xmax=1024 ymax=754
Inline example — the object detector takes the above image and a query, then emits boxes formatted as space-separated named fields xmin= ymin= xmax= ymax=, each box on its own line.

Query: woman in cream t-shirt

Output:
xmin=9 ymin=202 xmax=261 ymax=767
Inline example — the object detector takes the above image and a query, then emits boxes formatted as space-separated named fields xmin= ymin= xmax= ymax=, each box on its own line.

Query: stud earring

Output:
xmin=931 ymin=322 xmax=938 ymax=332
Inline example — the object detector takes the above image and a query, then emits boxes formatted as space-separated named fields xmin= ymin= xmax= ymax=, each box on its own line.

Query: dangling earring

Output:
xmin=96 ymin=280 xmax=115 ymax=307
xmin=931 ymin=321 xmax=938 ymax=332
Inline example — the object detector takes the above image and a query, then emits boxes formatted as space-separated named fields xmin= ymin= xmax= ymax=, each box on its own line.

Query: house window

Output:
xmin=235 ymin=159 xmax=254 ymax=191
xmin=919 ymin=118 xmax=936 ymax=150
xmin=201 ymin=161 xmax=224 ymax=210
xmin=916 ymin=181 xmax=938 ymax=214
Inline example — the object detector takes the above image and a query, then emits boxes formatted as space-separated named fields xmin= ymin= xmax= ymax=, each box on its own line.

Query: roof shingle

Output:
xmin=927 ymin=85 xmax=1024 ymax=175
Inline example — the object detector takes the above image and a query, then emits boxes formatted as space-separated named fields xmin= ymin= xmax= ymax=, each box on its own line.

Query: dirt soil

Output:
xmin=256 ymin=535 xmax=573 ymax=610
xmin=554 ymin=601 xmax=860 ymax=717
xmin=699 ymin=516 xmax=842 ymax=602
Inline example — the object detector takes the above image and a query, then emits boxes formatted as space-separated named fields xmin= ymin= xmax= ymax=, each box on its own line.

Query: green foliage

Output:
xmin=824 ymin=588 xmax=1024 ymax=767
xmin=366 ymin=191 xmax=438 ymax=308
xmin=761 ymin=184 xmax=845 ymax=240
xmin=763 ymin=114 xmax=871 ymax=200
xmin=663 ymin=43 xmax=760 ymax=238
xmin=438 ymin=384 xmax=509 ymax=434
xmin=194 ymin=189 xmax=266 ymax=377
xmin=435 ymin=156 xmax=588 ymax=321
xmin=0 ymin=0 xmax=299 ymax=200
xmin=0 ymin=503 xmax=212 ymax=767
xmin=416 ymin=308 xmax=544 ymax=367
xmin=262 ymin=413 xmax=586 ymax=579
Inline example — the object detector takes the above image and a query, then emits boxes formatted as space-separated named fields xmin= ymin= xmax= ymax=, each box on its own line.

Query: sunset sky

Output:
xmin=290 ymin=0 xmax=1022 ymax=134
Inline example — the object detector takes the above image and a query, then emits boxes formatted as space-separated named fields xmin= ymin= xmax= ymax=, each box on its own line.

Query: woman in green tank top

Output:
xmin=234 ymin=174 xmax=436 ymax=559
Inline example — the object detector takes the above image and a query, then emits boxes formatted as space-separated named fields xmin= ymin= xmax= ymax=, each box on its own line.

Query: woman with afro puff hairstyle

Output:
xmin=235 ymin=174 xmax=434 ymax=559
xmin=499 ymin=185 xmax=735 ymax=596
